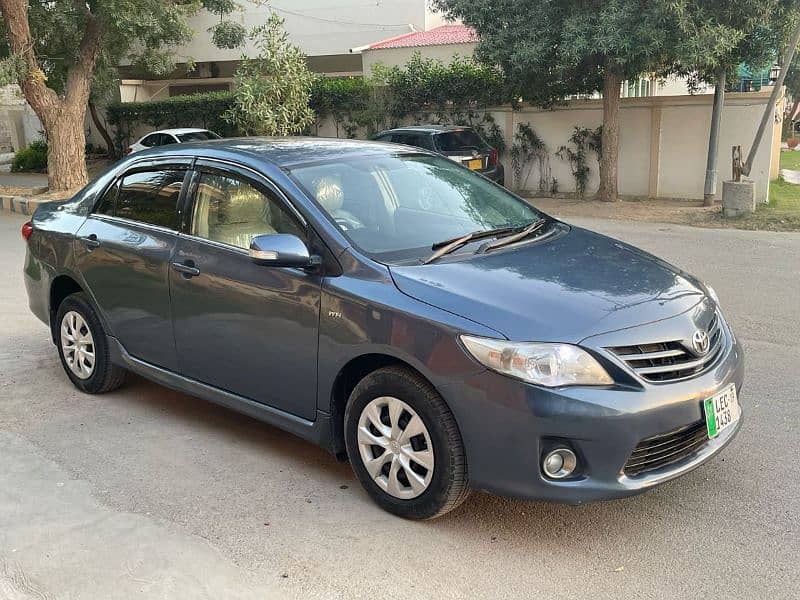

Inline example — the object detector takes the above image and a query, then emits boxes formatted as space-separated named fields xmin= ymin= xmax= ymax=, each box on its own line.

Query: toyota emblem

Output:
xmin=691 ymin=329 xmax=710 ymax=355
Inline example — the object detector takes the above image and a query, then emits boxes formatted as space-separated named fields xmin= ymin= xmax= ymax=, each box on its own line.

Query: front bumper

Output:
xmin=440 ymin=325 xmax=745 ymax=504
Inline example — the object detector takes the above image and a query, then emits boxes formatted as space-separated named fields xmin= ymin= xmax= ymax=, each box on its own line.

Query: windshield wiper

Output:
xmin=423 ymin=226 xmax=518 ymax=265
xmin=478 ymin=218 xmax=548 ymax=253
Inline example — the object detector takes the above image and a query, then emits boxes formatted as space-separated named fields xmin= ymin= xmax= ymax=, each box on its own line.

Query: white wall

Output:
xmin=362 ymin=42 xmax=477 ymax=75
xmin=501 ymin=91 xmax=778 ymax=202
xmin=314 ymin=89 xmax=781 ymax=203
xmin=173 ymin=0 xmax=434 ymax=62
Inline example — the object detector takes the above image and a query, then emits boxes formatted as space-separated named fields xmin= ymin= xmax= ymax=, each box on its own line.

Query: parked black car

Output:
xmin=373 ymin=125 xmax=505 ymax=186
xmin=22 ymin=138 xmax=743 ymax=520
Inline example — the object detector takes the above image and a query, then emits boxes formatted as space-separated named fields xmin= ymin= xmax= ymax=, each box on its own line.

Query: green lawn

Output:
xmin=735 ymin=177 xmax=800 ymax=231
xmin=779 ymin=149 xmax=800 ymax=171
xmin=712 ymin=171 xmax=800 ymax=231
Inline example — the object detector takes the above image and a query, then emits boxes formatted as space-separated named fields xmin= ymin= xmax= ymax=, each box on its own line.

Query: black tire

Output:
xmin=344 ymin=366 xmax=469 ymax=519
xmin=54 ymin=292 xmax=126 ymax=394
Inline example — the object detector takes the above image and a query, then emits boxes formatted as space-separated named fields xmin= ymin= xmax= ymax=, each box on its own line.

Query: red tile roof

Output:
xmin=367 ymin=24 xmax=478 ymax=50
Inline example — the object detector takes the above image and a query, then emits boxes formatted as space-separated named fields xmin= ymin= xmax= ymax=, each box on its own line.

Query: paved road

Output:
xmin=1 ymin=212 xmax=798 ymax=599
xmin=0 ymin=173 xmax=48 ymax=189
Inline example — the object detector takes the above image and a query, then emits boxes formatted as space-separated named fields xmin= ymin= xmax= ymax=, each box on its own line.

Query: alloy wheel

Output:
xmin=356 ymin=396 xmax=434 ymax=499
xmin=60 ymin=310 xmax=95 ymax=379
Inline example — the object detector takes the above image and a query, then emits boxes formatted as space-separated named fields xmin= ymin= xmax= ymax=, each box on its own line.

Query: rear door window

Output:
xmin=115 ymin=170 xmax=186 ymax=229
xmin=95 ymin=181 xmax=118 ymax=216
xmin=140 ymin=134 xmax=160 ymax=148
xmin=177 ymin=131 xmax=220 ymax=142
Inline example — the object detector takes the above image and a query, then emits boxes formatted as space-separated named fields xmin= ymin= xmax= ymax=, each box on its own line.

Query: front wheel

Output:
xmin=344 ymin=366 xmax=469 ymax=519
xmin=55 ymin=292 xmax=126 ymax=394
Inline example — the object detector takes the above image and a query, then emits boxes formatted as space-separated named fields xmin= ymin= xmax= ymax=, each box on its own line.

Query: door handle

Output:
xmin=171 ymin=261 xmax=200 ymax=277
xmin=79 ymin=234 xmax=100 ymax=250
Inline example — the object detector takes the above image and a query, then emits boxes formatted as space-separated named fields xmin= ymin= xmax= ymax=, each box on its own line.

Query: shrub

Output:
xmin=105 ymin=91 xmax=238 ymax=152
xmin=11 ymin=140 xmax=48 ymax=172
xmin=224 ymin=14 xmax=316 ymax=136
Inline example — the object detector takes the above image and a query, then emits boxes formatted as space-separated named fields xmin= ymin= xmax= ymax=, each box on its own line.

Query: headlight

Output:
xmin=460 ymin=335 xmax=613 ymax=387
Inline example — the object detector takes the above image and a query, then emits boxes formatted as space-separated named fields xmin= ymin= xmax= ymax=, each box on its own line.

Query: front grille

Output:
xmin=624 ymin=421 xmax=708 ymax=476
xmin=607 ymin=312 xmax=724 ymax=383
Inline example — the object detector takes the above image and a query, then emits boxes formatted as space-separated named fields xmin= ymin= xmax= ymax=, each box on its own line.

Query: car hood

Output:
xmin=389 ymin=225 xmax=706 ymax=342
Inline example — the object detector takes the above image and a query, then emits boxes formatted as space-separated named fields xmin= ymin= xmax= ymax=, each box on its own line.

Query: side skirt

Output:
xmin=107 ymin=336 xmax=335 ymax=451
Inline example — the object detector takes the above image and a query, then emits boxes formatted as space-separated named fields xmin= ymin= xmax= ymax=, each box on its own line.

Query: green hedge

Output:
xmin=106 ymin=91 xmax=238 ymax=151
xmin=105 ymin=53 xmax=511 ymax=146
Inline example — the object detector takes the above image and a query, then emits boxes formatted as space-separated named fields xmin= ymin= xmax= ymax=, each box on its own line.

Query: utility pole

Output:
xmin=742 ymin=16 xmax=800 ymax=176
xmin=703 ymin=68 xmax=726 ymax=205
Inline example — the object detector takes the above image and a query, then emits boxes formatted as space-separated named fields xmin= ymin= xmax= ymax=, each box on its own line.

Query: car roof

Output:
xmin=378 ymin=125 xmax=474 ymax=134
xmin=147 ymin=128 xmax=212 ymax=136
xmin=127 ymin=136 xmax=424 ymax=168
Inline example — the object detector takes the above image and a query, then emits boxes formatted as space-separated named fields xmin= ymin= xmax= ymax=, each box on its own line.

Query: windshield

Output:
xmin=177 ymin=131 xmax=220 ymax=142
xmin=435 ymin=130 xmax=488 ymax=152
xmin=289 ymin=154 xmax=542 ymax=262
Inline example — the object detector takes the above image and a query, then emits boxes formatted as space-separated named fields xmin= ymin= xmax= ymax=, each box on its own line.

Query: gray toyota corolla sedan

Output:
xmin=22 ymin=138 xmax=743 ymax=519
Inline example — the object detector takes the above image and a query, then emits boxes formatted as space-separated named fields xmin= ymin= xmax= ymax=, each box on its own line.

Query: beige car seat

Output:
xmin=314 ymin=175 xmax=361 ymax=230
xmin=194 ymin=181 xmax=276 ymax=249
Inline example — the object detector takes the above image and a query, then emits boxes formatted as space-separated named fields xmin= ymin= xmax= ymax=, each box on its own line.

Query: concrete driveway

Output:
xmin=1 ymin=212 xmax=798 ymax=599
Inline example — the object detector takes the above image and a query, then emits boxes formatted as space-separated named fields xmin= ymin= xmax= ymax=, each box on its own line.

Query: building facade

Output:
xmin=121 ymin=0 xmax=448 ymax=102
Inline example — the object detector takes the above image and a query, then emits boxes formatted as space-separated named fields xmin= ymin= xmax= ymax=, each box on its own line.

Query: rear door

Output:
xmin=74 ymin=159 xmax=191 ymax=370
xmin=169 ymin=160 xmax=321 ymax=420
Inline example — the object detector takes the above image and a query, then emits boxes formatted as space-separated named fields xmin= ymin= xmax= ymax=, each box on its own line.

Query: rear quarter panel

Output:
xmin=25 ymin=203 xmax=89 ymax=327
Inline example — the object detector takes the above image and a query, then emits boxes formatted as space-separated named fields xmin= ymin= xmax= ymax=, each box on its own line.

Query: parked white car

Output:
xmin=126 ymin=128 xmax=221 ymax=154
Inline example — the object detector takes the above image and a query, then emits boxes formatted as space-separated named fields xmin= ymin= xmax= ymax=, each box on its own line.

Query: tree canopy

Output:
xmin=434 ymin=0 xmax=681 ymax=200
xmin=434 ymin=0 xmax=677 ymax=105
xmin=668 ymin=0 xmax=797 ymax=85
xmin=0 ymin=0 xmax=245 ymax=189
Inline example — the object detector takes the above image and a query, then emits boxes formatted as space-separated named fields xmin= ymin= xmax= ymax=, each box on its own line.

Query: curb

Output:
xmin=0 ymin=193 xmax=59 ymax=216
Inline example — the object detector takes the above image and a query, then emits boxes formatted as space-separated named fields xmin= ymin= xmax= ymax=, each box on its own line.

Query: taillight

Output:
xmin=489 ymin=148 xmax=499 ymax=167
xmin=21 ymin=221 xmax=33 ymax=241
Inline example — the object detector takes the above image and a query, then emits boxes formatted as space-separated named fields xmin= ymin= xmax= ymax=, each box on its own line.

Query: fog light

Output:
xmin=542 ymin=448 xmax=577 ymax=479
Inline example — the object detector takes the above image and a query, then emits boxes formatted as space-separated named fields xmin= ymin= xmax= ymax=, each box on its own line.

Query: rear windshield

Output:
xmin=177 ymin=131 xmax=221 ymax=142
xmin=435 ymin=130 xmax=488 ymax=152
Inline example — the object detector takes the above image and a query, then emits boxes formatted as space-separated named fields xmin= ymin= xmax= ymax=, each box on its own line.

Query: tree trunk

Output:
xmin=597 ymin=68 xmax=621 ymax=202
xmin=703 ymin=68 xmax=726 ymax=206
xmin=46 ymin=109 xmax=89 ymax=190
xmin=89 ymin=101 xmax=117 ymax=158
xmin=0 ymin=0 xmax=103 ymax=191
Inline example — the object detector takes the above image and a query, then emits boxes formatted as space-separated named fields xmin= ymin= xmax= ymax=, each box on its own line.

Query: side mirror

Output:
xmin=249 ymin=233 xmax=320 ymax=269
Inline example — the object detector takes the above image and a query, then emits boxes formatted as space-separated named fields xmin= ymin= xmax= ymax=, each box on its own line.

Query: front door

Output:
xmin=169 ymin=163 xmax=321 ymax=420
xmin=75 ymin=162 xmax=191 ymax=370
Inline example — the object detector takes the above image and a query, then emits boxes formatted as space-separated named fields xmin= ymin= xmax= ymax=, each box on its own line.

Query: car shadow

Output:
xmin=109 ymin=372 xmax=743 ymax=557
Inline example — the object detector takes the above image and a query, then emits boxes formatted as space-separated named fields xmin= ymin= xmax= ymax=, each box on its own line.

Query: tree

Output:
xmin=783 ymin=53 xmax=800 ymax=135
xmin=434 ymin=0 xmax=678 ymax=201
xmin=0 ymin=1 xmax=244 ymax=191
xmin=668 ymin=0 xmax=798 ymax=204
xmin=225 ymin=13 xmax=315 ymax=136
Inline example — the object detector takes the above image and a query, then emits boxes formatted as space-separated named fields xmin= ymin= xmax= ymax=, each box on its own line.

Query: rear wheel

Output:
xmin=55 ymin=292 xmax=126 ymax=394
xmin=344 ymin=366 xmax=469 ymax=519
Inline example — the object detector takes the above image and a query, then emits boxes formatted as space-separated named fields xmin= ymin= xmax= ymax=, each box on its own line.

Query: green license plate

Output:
xmin=703 ymin=383 xmax=740 ymax=438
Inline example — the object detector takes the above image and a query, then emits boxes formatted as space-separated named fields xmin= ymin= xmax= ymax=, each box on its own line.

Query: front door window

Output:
xmin=190 ymin=172 xmax=304 ymax=249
